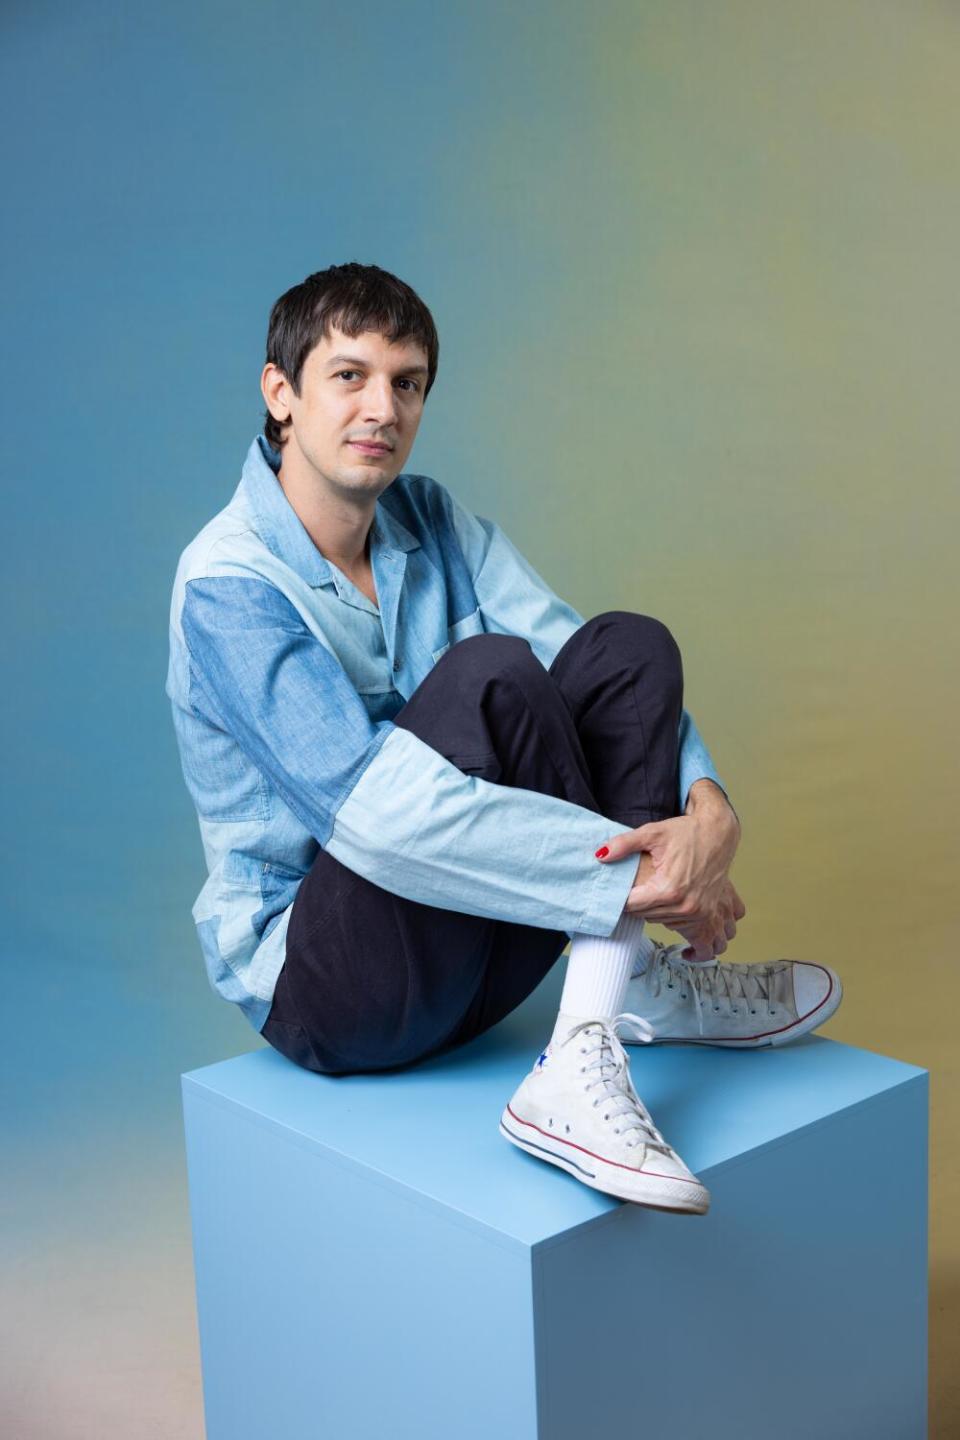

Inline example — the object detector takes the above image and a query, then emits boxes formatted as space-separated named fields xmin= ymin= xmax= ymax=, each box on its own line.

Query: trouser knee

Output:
xmin=577 ymin=610 xmax=683 ymax=702
xmin=443 ymin=631 xmax=544 ymax=688
xmin=422 ymin=631 xmax=557 ymax=728
xmin=394 ymin=629 xmax=596 ymax=808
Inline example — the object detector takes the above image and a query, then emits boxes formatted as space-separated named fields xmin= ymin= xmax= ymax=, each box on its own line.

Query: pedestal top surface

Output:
xmin=182 ymin=963 xmax=925 ymax=1250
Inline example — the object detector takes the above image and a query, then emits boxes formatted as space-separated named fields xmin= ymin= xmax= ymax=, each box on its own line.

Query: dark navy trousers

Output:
xmin=260 ymin=611 xmax=684 ymax=1076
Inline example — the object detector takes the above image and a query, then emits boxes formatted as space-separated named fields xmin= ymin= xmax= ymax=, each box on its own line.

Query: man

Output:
xmin=166 ymin=262 xmax=842 ymax=1215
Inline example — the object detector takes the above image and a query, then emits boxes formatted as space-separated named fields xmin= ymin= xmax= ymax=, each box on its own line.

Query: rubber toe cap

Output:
xmin=792 ymin=962 xmax=838 ymax=1021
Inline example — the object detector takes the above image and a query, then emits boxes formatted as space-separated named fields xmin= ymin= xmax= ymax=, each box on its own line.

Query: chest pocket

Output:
xmin=432 ymin=606 xmax=485 ymax=663
xmin=344 ymin=646 xmax=399 ymax=721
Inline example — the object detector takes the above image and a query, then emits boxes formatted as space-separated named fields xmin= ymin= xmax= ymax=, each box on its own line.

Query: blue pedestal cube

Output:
xmin=181 ymin=964 xmax=928 ymax=1440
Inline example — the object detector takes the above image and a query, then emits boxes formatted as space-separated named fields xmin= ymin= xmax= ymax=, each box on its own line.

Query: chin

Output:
xmin=338 ymin=466 xmax=395 ymax=494
xmin=352 ymin=454 xmax=402 ymax=478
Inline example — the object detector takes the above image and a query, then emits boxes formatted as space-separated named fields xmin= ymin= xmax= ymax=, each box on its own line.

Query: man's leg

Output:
xmin=476 ymin=612 xmax=709 ymax=1212
xmin=262 ymin=612 xmax=708 ymax=1209
xmin=560 ymin=628 xmax=843 ymax=1053
xmin=550 ymin=608 xmax=684 ymax=826
xmin=443 ymin=610 xmax=683 ymax=1047
xmin=262 ymin=612 xmax=679 ymax=1072
xmin=262 ymin=626 xmax=608 ymax=1077
xmin=545 ymin=610 xmax=682 ymax=1041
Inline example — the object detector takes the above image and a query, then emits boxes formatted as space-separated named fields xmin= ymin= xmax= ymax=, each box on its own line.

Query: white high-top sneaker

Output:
xmin=499 ymin=1013 xmax=710 ymax=1213
xmin=623 ymin=941 xmax=842 ymax=1048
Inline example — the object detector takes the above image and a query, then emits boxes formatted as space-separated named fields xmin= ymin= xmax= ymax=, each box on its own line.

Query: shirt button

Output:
xmin=393 ymin=658 xmax=402 ymax=671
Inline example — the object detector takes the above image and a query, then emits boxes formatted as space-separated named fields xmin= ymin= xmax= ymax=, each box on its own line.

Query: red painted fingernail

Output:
xmin=595 ymin=846 xmax=609 ymax=859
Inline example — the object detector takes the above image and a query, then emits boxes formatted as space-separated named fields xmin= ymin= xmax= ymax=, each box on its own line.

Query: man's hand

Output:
xmin=668 ymin=876 xmax=747 ymax=962
xmin=595 ymin=781 xmax=744 ymax=961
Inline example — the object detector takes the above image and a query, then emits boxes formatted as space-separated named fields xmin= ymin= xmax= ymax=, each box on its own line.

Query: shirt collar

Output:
xmin=239 ymin=434 xmax=420 ymax=588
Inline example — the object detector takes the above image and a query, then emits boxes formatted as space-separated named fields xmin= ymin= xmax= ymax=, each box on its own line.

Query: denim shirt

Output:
xmin=166 ymin=434 xmax=725 ymax=1032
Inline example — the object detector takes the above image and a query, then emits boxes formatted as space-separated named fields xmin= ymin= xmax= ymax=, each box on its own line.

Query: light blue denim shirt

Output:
xmin=166 ymin=434 xmax=726 ymax=1033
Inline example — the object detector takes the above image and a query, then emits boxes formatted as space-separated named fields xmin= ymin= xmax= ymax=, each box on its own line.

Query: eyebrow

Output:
xmin=325 ymin=353 xmax=429 ymax=378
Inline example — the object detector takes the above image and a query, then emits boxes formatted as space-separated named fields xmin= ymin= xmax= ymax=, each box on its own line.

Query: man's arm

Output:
xmin=180 ymin=573 xmax=636 ymax=936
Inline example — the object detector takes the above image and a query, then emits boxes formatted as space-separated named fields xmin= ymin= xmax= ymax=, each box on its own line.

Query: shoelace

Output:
xmin=559 ymin=1013 xmax=672 ymax=1154
xmin=643 ymin=942 xmax=788 ymax=1036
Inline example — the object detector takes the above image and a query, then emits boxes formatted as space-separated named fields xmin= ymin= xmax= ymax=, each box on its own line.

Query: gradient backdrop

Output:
xmin=3 ymin=2 xmax=958 ymax=1435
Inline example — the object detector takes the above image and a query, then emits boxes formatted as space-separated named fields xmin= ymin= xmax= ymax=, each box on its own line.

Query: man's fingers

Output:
xmin=729 ymin=884 xmax=747 ymax=921
xmin=685 ymin=935 xmax=726 ymax=960
xmin=667 ymin=911 xmax=732 ymax=961
xmin=595 ymin=823 xmax=661 ymax=862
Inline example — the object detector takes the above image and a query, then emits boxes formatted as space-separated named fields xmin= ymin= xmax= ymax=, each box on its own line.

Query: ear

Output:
xmin=261 ymin=362 xmax=292 ymax=426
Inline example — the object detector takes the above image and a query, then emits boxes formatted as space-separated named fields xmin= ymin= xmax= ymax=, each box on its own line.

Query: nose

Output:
xmin=363 ymin=375 xmax=398 ymax=430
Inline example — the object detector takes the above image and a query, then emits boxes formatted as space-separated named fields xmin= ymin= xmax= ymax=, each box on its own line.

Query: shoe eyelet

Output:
xmin=680 ymin=993 xmax=687 ymax=999
xmin=548 ymin=1118 xmax=553 ymax=1127
xmin=565 ymin=1124 xmax=570 ymax=1133
xmin=667 ymin=983 xmax=674 ymax=989
xmin=714 ymin=1005 xmax=720 ymax=1011
xmin=614 ymin=1128 xmax=620 ymax=1134
xmin=604 ymin=1113 xmax=609 ymax=1120
xmin=750 ymin=1009 xmax=756 ymax=1014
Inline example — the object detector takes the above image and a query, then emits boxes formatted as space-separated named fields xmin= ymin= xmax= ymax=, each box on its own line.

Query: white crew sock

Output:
xmin=551 ymin=911 xmax=647 ymax=1047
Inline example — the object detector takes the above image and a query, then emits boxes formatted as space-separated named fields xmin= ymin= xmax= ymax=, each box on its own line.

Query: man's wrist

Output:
xmin=685 ymin=779 xmax=740 ymax=837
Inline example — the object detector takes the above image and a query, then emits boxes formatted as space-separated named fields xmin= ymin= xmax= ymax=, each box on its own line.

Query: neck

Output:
xmin=276 ymin=449 xmax=375 ymax=574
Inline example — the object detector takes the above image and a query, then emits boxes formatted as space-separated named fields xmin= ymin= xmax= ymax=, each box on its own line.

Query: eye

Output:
xmin=395 ymin=377 xmax=420 ymax=393
xmin=335 ymin=369 xmax=362 ymax=382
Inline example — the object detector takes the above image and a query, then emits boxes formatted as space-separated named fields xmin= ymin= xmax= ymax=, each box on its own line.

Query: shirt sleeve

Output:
xmin=442 ymin=489 xmax=730 ymax=813
xmin=180 ymin=574 xmax=636 ymax=936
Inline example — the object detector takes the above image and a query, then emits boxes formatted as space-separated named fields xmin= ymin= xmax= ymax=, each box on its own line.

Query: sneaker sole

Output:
xmin=498 ymin=1107 xmax=710 ymax=1214
xmin=625 ymin=967 xmax=843 ymax=1050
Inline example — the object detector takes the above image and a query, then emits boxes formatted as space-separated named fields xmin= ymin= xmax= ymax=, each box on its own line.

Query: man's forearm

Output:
xmin=325 ymin=723 xmax=638 ymax=936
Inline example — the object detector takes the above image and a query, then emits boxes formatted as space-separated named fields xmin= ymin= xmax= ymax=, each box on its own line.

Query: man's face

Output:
xmin=263 ymin=324 xmax=429 ymax=501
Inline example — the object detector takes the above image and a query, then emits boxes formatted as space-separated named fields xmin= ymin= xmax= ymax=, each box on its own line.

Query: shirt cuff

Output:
xmin=574 ymin=845 xmax=637 ymax=935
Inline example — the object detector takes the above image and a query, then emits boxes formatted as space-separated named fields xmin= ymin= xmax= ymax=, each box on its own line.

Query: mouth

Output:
xmin=348 ymin=440 xmax=393 ymax=456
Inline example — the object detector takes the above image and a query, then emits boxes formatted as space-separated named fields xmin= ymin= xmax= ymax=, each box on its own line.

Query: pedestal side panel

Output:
xmin=183 ymin=1086 xmax=538 ymax=1440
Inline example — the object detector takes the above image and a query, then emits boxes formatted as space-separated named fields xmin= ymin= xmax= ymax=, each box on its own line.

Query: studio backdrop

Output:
xmin=2 ymin=2 xmax=957 ymax=1437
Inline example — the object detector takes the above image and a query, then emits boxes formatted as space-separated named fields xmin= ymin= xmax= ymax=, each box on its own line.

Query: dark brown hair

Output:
xmin=262 ymin=262 xmax=439 ymax=450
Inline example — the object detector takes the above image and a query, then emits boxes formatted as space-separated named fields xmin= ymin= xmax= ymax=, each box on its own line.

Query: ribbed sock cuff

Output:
xmin=553 ymin=912 xmax=647 ymax=1044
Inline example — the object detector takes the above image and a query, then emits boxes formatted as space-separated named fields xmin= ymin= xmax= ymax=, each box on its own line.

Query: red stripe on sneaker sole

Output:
xmin=651 ymin=964 xmax=839 ymax=1045
xmin=503 ymin=1104 xmax=694 ymax=1183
